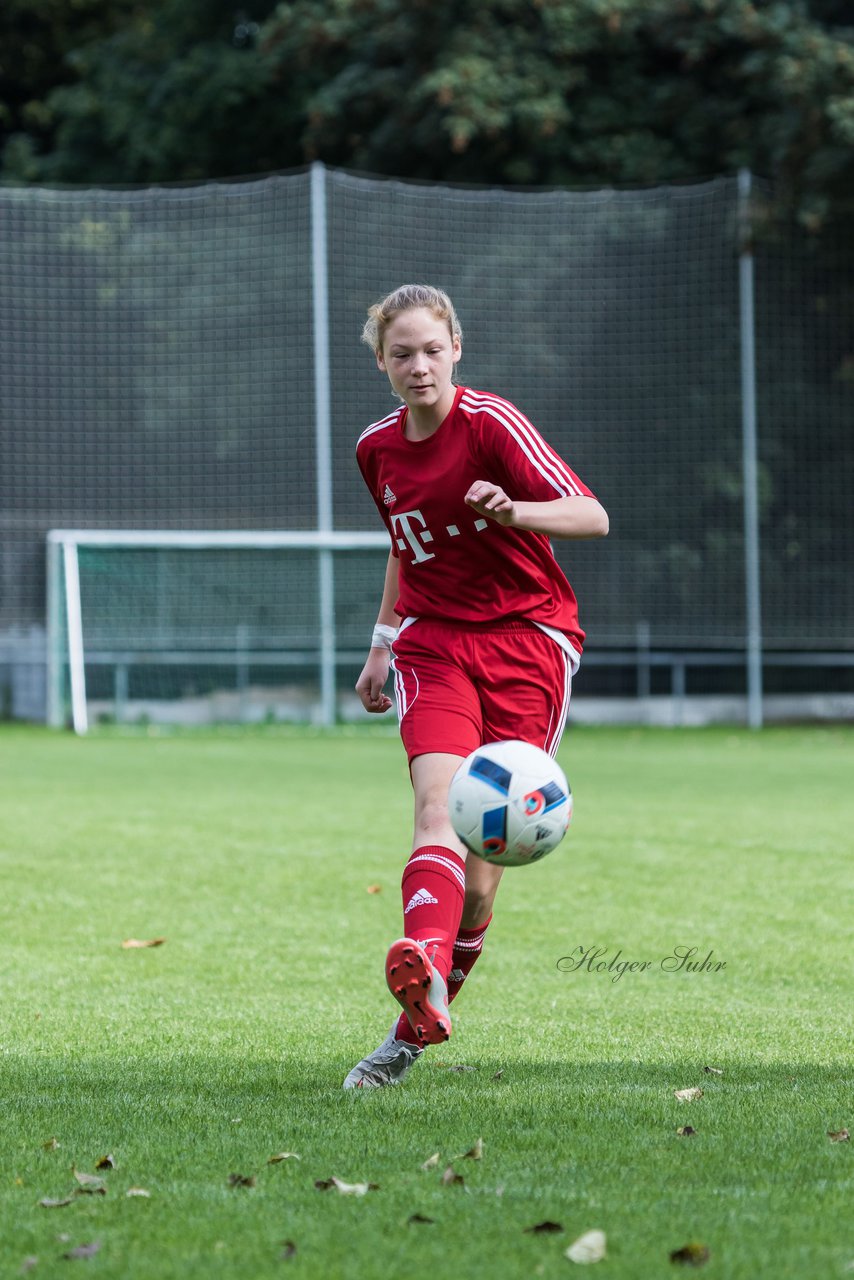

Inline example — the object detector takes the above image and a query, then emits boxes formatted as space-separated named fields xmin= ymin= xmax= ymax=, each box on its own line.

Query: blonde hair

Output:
xmin=362 ymin=283 xmax=463 ymax=354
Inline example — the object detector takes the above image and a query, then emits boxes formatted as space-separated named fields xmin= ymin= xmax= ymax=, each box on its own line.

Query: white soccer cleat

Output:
xmin=342 ymin=1026 xmax=425 ymax=1090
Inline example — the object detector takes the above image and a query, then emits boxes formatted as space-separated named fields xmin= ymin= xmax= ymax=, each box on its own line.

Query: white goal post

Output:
xmin=46 ymin=529 xmax=389 ymax=734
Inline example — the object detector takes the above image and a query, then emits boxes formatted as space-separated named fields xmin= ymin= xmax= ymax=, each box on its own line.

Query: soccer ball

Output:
xmin=447 ymin=740 xmax=572 ymax=867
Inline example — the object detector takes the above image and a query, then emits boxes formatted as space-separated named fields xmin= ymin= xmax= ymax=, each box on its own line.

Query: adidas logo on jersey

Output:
xmin=404 ymin=887 xmax=439 ymax=913
xmin=383 ymin=484 xmax=396 ymax=506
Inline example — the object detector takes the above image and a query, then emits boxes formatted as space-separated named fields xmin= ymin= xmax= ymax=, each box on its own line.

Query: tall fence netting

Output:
xmin=1 ymin=168 xmax=851 ymax=724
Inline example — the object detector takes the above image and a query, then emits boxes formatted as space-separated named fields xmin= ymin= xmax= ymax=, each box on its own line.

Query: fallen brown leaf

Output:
xmin=227 ymin=1174 xmax=256 ymax=1188
xmin=677 ymin=1126 xmax=697 ymax=1137
xmin=828 ymin=1128 xmax=850 ymax=1142
xmin=407 ymin=1214 xmax=435 ymax=1225
xmin=121 ymin=938 xmax=166 ymax=949
xmin=125 ymin=1188 xmax=151 ymax=1198
xmin=674 ymin=1087 xmax=704 ymax=1102
xmin=268 ymin=1152 xmax=301 ymax=1163
xmin=454 ymin=1138 xmax=483 ymax=1161
xmin=38 ymin=1197 xmax=74 ymax=1209
xmin=21 ymin=1257 xmax=38 ymax=1274
xmin=280 ymin=1240 xmax=297 ymax=1260
xmin=366 ymin=885 xmax=382 ymax=894
xmin=566 ymin=1228 xmax=607 ymax=1263
xmin=703 ymin=1065 xmax=723 ymax=1075
xmin=492 ymin=1070 xmax=504 ymax=1080
xmin=94 ymin=1155 xmax=116 ymax=1171
xmin=524 ymin=1220 xmax=564 ymax=1234
xmin=42 ymin=1138 xmax=60 ymax=1152
xmin=441 ymin=1165 xmax=464 ymax=1186
xmin=63 ymin=1241 xmax=101 ymax=1260
xmin=420 ymin=1153 xmax=440 ymax=1171
xmin=669 ymin=1242 xmax=710 ymax=1266
xmin=71 ymin=1169 xmax=104 ymax=1191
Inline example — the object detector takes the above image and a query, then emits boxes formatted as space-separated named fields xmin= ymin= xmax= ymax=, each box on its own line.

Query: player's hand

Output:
xmin=464 ymin=479 xmax=516 ymax=526
xmin=356 ymin=649 xmax=393 ymax=714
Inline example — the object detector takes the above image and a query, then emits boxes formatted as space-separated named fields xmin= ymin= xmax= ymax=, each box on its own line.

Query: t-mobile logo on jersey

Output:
xmin=390 ymin=508 xmax=490 ymax=563
xmin=390 ymin=509 xmax=436 ymax=563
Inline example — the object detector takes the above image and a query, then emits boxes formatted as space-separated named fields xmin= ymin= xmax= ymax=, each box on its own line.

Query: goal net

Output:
xmin=47 ymin=531 xmax=388 ymax=732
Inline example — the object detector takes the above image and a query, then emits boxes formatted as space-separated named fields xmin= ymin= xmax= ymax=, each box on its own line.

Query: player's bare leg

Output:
xmin=409 ymin=751 xmax=469 ymax=854
xmin=461 ymin=854 xmax=503 ymax=928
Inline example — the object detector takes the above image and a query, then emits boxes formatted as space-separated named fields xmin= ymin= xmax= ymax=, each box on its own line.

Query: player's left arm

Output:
xmin=469 ymin=404 xmax=608 ymax=539
xmin=465 ymin=482 xmax=609 ymax=540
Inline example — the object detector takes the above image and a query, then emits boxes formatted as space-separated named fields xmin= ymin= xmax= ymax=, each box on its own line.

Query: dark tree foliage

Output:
xmin=1 ymin=0 xmax=852 ymax=225
xmin=0 ymin=0 xmax=136 ymax=168
xmin=258 ymin=0 xmax=854 ymax=219
xmin=1 ymin=0 xmax=282 ymax=184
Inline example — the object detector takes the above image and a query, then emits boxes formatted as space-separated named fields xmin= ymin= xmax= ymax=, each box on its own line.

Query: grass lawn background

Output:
xmin=0 ymin=724 xmax=852 ymax=1278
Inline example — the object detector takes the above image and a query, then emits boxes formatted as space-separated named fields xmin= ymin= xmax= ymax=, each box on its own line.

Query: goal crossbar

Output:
xmin=46 ymin=530 xmax=389 ymax=550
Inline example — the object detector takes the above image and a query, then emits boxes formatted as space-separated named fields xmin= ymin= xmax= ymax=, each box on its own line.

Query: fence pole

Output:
xmin=738 ymin=169 xmax=764 ymax=729
xmin=636 ymin=619 xmax=651 ymax=701
xmin=311 ymin=161 xmax=336 ymax=726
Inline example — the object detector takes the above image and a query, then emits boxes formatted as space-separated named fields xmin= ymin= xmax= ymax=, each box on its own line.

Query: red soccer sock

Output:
xmin=447 ymin=914 xmax=493 ymax=1005
xmin=395 ymin=912 xmax=492 ymax=1045
xmin=391 ymin=845 xmax=466 ymax=1046
xmin=394 ymin=1012 xmax=423 ymax=1046
xmin=399 ymin=844 xmax=466 ymax=979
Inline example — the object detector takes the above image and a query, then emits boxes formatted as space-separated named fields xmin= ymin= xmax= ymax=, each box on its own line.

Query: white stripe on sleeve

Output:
xmin=356 ymin=407 xmax=405 ymax=448
xmin=461 ymin=390 xmax=583 ymax=496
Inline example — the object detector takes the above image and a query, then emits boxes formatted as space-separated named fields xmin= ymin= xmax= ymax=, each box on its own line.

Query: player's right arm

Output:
xmin=355 ymin=550 xmax=399 ymax=714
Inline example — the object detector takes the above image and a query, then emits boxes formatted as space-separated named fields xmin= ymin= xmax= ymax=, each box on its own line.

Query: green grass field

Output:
xmin=1 ymin=723 xmax=852 ymax=1279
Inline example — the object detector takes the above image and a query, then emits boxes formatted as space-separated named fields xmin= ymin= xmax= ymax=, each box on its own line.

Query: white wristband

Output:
xmin=371 ymin=623 xmax=397 ymax=651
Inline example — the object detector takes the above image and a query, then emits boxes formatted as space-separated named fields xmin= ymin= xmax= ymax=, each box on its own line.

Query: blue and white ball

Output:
xmin=448 ymin=739 xmax=572 ymax=867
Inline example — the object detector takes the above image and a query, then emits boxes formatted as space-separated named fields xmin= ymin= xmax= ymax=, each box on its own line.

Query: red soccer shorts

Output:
xmin=390 ymin=617 xmax=577 ymax=764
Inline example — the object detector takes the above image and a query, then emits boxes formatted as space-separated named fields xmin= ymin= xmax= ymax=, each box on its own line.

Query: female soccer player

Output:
xmin=343 ymin=284 xmax=608 ymax=1089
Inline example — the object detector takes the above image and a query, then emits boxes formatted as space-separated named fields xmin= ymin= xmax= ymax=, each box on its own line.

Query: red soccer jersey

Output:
xmin=356 ymin=385 xmax=595 ymax=651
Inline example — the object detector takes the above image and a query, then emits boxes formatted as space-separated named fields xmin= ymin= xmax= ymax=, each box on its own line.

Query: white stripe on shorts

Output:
xmin=391 ymin=658 xmax=419 ymax=721
xmin=545 ymin=646 xmax=572 ymax=758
